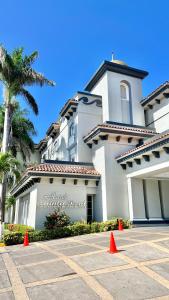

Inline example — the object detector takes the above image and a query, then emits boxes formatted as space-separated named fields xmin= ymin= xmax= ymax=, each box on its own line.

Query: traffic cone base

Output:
xmin=23 ymin=231 xmax=29 ymax=247
xmin=108 ymin=232 xmax=118 ymax=254
xmin=118 ymin=219 xmax=123 ymax=231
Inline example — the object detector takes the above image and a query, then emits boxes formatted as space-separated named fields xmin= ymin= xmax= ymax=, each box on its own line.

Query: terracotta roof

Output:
xmin=141 ymin=81 xmax=169 ymax=106
xmin=83 ymin=122 xmax=156 ymax=143
xmin=27 ymin=163 xmax=100 ymax=176
xmin=116 ymin=131 xmax=169 ymax=163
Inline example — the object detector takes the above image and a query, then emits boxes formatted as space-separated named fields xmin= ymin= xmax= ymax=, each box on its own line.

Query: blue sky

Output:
xmin=1 ymin=0 xmax=169 ymax=142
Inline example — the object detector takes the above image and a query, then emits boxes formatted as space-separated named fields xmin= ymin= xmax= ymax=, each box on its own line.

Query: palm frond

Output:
xmin=23 ymin=51 xmax=38 ymax=66
xmin=18 ymin=88 xmax=38 ymax=115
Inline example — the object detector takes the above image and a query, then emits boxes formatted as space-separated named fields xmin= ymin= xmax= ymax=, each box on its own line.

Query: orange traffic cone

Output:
xmin=108 ymin=232 xmax=118 ymax=253
xmin=118 ymin=219 xmax=123 ymax=231
xmin=23 ymin=231 xmax=29 ymax=247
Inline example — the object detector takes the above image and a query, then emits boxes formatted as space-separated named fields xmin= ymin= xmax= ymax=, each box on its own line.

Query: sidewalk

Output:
xmin=0 ymin=226 xmax=169 ymax=299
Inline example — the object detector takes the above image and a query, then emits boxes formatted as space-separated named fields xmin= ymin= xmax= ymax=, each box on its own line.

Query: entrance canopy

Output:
xmin=116 ymin=130 xmax=169 ymax=180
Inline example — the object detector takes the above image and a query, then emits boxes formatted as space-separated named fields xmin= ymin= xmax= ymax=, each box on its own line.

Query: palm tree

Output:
xmin=0 ymin=46 xmax=55 ymax=153
xmin=0 ymin=46 xmax=55 ymax=222
xmin=0 ymin=101 xmax=37 ymax=162
xmin=0 ymin=152 xmax=20 ymax=225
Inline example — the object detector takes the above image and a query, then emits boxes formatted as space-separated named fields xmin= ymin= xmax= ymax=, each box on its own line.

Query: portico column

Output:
xmin=14 ymin=198 xmax=20 ymax=224
xmin=127 ymin=178 xmax=134 ymax=221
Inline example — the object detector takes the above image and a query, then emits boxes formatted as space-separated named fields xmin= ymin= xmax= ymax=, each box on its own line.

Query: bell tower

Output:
xmin=84 ymin=55 xmax=148 ymax=126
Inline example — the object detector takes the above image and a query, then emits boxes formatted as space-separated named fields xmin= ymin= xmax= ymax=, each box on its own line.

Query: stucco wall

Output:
xmin=159 ymin=180 xmax=169 ymax=218
xmin=144 ymin=179 xmax=162 ymax=219
xmin=91 ymin=70 xmax=144 ymax=126
xmin=104 ymin=142 xmax=130 ymax=219
xmin=35 ymin=177 xmax=97 ymax=229
xmin=14 ymin=186 xmax=38 ymax=228
xmin=129 ymin=178 xmax=146 ymax=220
xmin=92 ymin=145 xmax=107 ymax=221
xmin=76 ymin=98 xmax=102 ymax=162
xmin=145 ymin=96 xmax=169 ymax=132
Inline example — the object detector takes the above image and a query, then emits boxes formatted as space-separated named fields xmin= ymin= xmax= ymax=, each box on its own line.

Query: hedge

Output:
xmin=4 ymin=218 xmax=131 ymax=246
xmin=4 ymin=224 xmax=34 ymax=234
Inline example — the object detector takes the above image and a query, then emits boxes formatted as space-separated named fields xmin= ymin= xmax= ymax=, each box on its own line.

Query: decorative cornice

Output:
xmin=60 ymin=99 xmax=78 ymax=117
xmin=46 ymin=123 xmax=60 ymax=138
xmin=141 ymin=81 xmax=169 ymax=107
xmin=84 ymin=61 xmax=148 ymax=91
xmin=116 ymin=134 xmax=169 ymax=164
xmin=83 ymin=122 xmax=156 ymax=144
xmin=79 ymin=96 xmax=102 ymax=107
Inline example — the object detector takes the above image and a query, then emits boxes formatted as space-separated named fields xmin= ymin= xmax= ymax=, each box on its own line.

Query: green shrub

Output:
xmin=4 ymin=232 xmax=23 ymax=245
xmin=5 ymin=224 xmax=34 ymax=233
xmin=68 ymin=222 xmax=91 ymax=236
xmin=44 ymin=210 xmax=71 ymax=229
xmin=90 ymin=222 xmax=101 ymax=233
xmin=4 ymin=218 xmax=131 ymax=246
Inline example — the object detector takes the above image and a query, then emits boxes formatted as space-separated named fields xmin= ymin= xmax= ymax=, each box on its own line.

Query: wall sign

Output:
xmin=38 ymin=192 xmax=86 ymax=209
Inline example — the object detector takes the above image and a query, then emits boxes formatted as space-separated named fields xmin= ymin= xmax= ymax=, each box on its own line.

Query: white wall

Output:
xmin=35 ymin=177 xmax=97 ymax=229
xmin=92 ymin=137 xmax=135 ymax=221
xmin=145 ymin=97 xmax=169 ymax=132
xmin=92 ymin=145 xmax=107 ymax=221
xmin=159 ymin=180 xmax=169 ymax=218
xmin=91 ymin=70 xmax=145 ymax=126
xmin=130 ymin=178 xmax=146 ymax=220
xmin=104 ymin=141 xmax=130 ymax=219
xmin=144 ymin=179 xmax=162 ymax=219
xmin=90 ymin=73 xmax=109 ymax=122
xmin=76 ymin=97 xmax=102 ymax=162
xmin=14 ymin=186 xmax=38 ymax=228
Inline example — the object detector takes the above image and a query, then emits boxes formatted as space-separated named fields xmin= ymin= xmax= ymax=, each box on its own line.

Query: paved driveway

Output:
xmin=0 ymin=226 xmax=169 ymax=300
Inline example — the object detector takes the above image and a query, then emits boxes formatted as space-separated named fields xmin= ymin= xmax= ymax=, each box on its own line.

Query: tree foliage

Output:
xmin=0 ymin=101 xmax=36 ymax=160
xmin=0 ymin=46 xmax=55 ymax=114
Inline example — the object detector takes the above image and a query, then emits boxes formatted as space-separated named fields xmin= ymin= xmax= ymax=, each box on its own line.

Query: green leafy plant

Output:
xmin=5 ymin=223 xmax=34 ymax=233
xmin=44 ymin=209 xmax=71 ymax=229
xmin=4 ymin=218 xmax=131 ymax=246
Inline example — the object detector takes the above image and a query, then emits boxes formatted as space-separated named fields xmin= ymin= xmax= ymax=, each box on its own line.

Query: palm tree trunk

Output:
xmin=0 ymin=89 xmax=11 ymax=238
xmin=2 ymin=104 xmax=11 ymax=153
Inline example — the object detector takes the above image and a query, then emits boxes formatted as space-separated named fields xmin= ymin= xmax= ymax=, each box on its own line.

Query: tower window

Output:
xmin=120 ymin=83 xmax=129 ymax=101
xmin=120 ymin=81 xmax=132 ymax=124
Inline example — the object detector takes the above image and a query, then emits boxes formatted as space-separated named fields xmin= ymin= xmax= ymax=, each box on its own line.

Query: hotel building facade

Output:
xmin=9 ymin=57 xmax=169 ymax=229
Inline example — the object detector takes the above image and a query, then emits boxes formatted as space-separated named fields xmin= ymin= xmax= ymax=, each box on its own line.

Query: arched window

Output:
xmin=120 ymin=81 xmax=132 ymax=124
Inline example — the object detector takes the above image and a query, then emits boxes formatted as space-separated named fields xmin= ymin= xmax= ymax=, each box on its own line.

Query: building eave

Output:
xmin=60 ymin=99 xmax=78 ymax=118
xmin=46 ymin=123 xmax=60 ymax=138
xmin=116 ymin=132 xmax=169 ymax=164
xmin=10 ymin=162 xmax=100 ymax=197
xmin=141 ymin=81 xmax=169 ymax=107
xmin=83 ymin=122 xmax=156 ymax=144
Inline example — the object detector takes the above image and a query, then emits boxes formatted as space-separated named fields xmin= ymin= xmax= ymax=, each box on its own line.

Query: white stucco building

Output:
xmin=9 ymin=57 xmax=169 ymax=229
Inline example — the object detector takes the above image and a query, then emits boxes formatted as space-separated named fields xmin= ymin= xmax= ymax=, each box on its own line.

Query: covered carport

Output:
xmin=116 ymin=131 xmax=169 ymax=223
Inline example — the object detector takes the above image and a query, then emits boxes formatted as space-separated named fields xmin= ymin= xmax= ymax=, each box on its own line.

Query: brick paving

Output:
xmin=0 ymin=226 xmax=169 ymax=299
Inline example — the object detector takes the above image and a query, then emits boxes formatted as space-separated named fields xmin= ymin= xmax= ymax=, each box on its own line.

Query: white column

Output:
xmin=127 ymin=178 xmax=134 ymax=221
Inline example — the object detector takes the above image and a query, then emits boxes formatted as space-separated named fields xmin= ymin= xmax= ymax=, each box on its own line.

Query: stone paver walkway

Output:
xmin=0 ymin=226 xmax=169 ymax=299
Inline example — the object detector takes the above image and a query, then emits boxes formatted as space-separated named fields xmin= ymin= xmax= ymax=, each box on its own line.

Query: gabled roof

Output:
xmin=27 ymin=162 xmax=100 ymax=176
xmin=141 ymin=81 xmax=169 ymax=107
xmin=85 ymin=61 xmax=148 ymax=91
xmin=83 ymin=122 xmax=156 ymax=144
